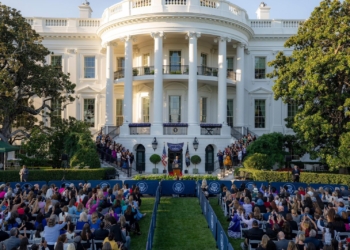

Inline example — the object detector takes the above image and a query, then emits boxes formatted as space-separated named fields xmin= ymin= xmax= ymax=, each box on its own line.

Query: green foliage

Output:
xmin=0 ymin=4 xmax=75 ymax=143
xmin=133 ymin=174 xmax=218 ymax=181
xmin=267 ymin=0 xmax=350 ymax=169
xmin=149 ymin=154 xmax=161 ymax=168
xmin=0 ymin=168 xmax=114 ymax=182
xmin=241 ymin=168 xmax=350 ymax=186
xmin=69 ymin=133 xmax=101 ymax=168
xmin=243 ymin=153 xmax=271 ymax=170
xmin=246 ymin=132 xmax=285 ymax=168
xmin=190 ymin=155 xmax=201 ymax=168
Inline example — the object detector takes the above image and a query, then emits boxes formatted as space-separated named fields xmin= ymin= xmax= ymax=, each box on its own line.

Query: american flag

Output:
xmin=162 ymin=145 xmax=167 ymax=167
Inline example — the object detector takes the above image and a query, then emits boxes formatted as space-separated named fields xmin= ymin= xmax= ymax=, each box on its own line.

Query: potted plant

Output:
xmin=150 ymin=154 xmax=161 ymax=174
xmin=191 ymin=155 xmax=201 ymax=174
xmin=150 ymin=70 xmax=155 ymax=75
xmin=133 ymin=69 xmax=139 ymax=76
xmin=213 ymin=69 xmax=218 ymax=76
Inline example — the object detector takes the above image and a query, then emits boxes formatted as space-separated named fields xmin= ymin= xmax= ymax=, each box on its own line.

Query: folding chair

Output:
xmin=248 ymin=240 xmax=261 ymax=250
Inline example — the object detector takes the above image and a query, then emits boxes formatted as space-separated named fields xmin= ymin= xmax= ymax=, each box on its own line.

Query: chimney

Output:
xmin=256 ymin=2 xmax=271 ymax=19
xmin=79 ymin=1 xmax=93 ymax=18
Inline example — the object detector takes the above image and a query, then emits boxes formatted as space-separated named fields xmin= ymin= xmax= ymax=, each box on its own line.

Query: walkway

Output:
xmin=152 ymin=197 xmax=217 ymax=250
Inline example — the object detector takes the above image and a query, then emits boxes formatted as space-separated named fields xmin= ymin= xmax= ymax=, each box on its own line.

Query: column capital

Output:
xmin=187 ymin=32 xmax=201 ymax=39
xmin=238 ymin=42 xmax=248 ymax=49
xmin=102 ymin=41 xmax=118 ymax=48
xmin=218 ymin=37 xmax=231 ymax=43
xmin=120 ymin=35 xmax=135 ymax=42
xmin=150 ymin=31 xmax=164 ymax=39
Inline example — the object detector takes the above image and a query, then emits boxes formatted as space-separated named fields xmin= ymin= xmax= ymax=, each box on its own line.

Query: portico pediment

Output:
xmin=76 ymin=85 xmax=101 ymax=93
xmin=249 ymin=87 xmax=272 ymax=94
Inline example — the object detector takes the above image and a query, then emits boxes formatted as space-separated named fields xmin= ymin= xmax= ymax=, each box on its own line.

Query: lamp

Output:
xmin=193 ymin=137 xmax=199 ymax=151
xmin=152 ymin=137 xmax=158 ymax=151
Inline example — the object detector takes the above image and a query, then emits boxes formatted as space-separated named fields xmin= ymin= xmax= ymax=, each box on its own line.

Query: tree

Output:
xmin=149 ymin=154 xmax=161 ymax=169
xmin=190 ymin=155 xmax=201 ymax=169
xmin=0 ymin=4 xmax=75 ymax=143
xmin=243 ymin=153 xmax=270 ymax=170
xmin=268 ymin=0 xmax=350 ymax=170
xmin=246 ymin=132 xmax=285 ymax=168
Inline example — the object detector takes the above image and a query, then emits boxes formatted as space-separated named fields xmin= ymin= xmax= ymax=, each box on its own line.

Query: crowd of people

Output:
xmin=0 ymin=182 xmax=147 ymax=250
xmin=220 ymin=182 xmax=350 ymax=250
xmin=217 ymin=133 xmax=257 ymax=170
xmin=95 ymin=133 xmax=134 ymax=170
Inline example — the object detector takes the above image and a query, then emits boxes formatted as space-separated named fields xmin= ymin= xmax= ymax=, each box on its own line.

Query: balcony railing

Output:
xmin=114 ymin=66 xmax=237 ymax=80
xmin=163 ymin=123 xmax=188 ymax=135
xmin=132 ymin=66 xmax=155 ymax=76
xmin=200 ymin=124 xmax=222 ymax=135
xmin=129 ymin=126 xmax=151 ymax=135
xmin=197 ymin=66 xmax=218 ymax=77
xmin=163 ymin=65 xmax=189 ymax=75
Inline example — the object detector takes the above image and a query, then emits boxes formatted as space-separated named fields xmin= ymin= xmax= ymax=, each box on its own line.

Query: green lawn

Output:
xmin=152 ymin=197 xmax=217 ymax=250
xmin=209 ymin=197 xmax=244 ymax=249
xmin=129 ymin=197 xmax=155 ymax=249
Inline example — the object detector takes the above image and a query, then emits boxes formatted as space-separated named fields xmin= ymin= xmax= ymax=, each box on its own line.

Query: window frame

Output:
xmin=168 ymin=95 xmax=181 ymax=123
xmin=84 ymin=56 xmax=96 ymax=79
xmin=115 ymin=99 xmax=124 ymax=126
xmin=83 ymin=98 xmax=95 ymax=127
xmin=254 ymin=56 xmax=266 ymax=79
xmin=141 ymin=97 xmax=150 ymax=123
xmin=227 ymin=99 xmax=234 ymax=127
xmin=200 ymin=97 xmax=207 ymax=123
xmin=254 ymin=99 xmax=266 ymax=128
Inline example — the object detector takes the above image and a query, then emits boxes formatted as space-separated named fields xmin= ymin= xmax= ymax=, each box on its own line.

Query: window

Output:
xmin=200 ymin=97 xmax=207 ymax=123
xmin=84 ymin=56 xmax=95 ymax=78
xmin=288 ymin=103 xmax=298 ymax=119
xmin=227 ymin=99 xmax=234 ymax=127
xmin=143 ymin=54 xmax=150 ymax=67
xmin=142 ymin=97 xmax=150 ymax=122
xmin=169 ymin=96 xmax=181 ymax=122
xmin=51 ymin=56 xmax=62 ymax=71
xmin=201 ymin=53 xmax=207 ymax=67
xmin=255 ymin=99 xmax=266 ymax=128
xmin=117 ymin=57 xmax=125 ymax=70
xmin=116 ymin=99 xmax=123 ymax=126
xmin=169 ymin=51 xmax=181 ymax=72
xmin=255 ymin=57 xmax=266 ymax=79
xmin=84 ymin=99 xmax=95 ymax=127
xmin=227 ymin=57 xmax=234 ymax=70
xmin=51 ymin=98 xmax=62 ymax=126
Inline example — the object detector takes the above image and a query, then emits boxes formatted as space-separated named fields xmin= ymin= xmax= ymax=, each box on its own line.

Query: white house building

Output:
xmin=22 ymin=1 xmax=303 ymax=173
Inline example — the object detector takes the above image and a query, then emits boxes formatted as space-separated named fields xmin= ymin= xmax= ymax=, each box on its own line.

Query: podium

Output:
xmin=173 ymin=168 xmax=181 ymax=176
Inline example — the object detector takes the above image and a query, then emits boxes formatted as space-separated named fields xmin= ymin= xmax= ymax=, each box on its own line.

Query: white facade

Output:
xmin=24 ymin=1 xmax=303 ymax=173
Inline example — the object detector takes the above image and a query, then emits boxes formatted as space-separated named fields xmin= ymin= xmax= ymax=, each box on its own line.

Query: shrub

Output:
xmin=243 ymin=153 xmax=271 ymax=170
xmin=240 ymin=168 xmax=350 ymax=186
xmin=149 ymin=154 xmax=161 ymax=168
xmin=191 ymin=155 xmax=201 ymax=168
xmin=0 ymin=168 xmax=115 ymax=182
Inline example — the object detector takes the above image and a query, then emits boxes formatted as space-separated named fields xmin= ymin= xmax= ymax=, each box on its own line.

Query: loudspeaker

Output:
xmin=61 ymin=154 xmax=68 ymax=161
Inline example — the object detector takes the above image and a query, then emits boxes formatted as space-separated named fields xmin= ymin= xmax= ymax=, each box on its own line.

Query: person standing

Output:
xmin=217 ymin=150 xmax=224 ymax=169
xmin=292 ymin=165 xmax=300 ymax=182
xmin=19 ymin=165 xmax=29 ymax=182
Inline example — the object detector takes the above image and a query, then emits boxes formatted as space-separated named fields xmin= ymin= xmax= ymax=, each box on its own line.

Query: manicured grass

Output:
xmin=129 ymin=197 xmax=155 ymax=250
xmin=209 ymin=197 xmax=244 ymax=250
xmin=152 ymin=197 xmax=217 ymax=250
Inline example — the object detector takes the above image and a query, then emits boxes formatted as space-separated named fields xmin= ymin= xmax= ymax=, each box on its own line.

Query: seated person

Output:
xmin=241 ymin=220 xmax=264 ymax=250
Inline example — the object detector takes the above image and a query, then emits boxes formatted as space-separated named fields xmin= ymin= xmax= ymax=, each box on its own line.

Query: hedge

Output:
xmin=240 ymin=168 xmax=350 ymax=186
xmin=133 ymin=174 xmax=218 ymax=181
xmin=0 ymin=168 xmax=115 ymax=182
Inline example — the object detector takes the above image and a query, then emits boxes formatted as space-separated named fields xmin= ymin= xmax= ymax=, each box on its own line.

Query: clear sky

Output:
xmin=0 ymin=0 xmax=323 ymax=19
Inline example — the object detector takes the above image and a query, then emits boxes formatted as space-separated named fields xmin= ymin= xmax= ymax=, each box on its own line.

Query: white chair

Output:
xmin=248 ymin=240 xmax=261 ymax=250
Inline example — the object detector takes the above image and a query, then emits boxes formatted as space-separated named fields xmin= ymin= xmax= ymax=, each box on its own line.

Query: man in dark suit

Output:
xmin=108 ymin=216 xmax=130 ymax=250
xmin=241 ymin=220 xmax=264 ymax=250
xmin=292 ymin=165 xmax=300 ymax=182
xmin=0 ymin=228 xmax=21 ymax=250
xmin=275 ymin=232 xmax=290 ymax=250
xmin=94 ymin=222 xmax=109 ymax=249
xmin=304 ymin=229 xmax=323 ymax=250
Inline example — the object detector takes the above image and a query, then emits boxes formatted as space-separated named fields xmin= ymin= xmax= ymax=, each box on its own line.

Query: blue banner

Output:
xmin=198 ymin=180 xmax=232 ymax=194
xmin=48 ymin=180 xmax=85 ymax=188
xmin=87 ymin=180 xmax=123 ymax=189
xmin=216 ymin=221 xmax=228 ymax=250
xmin=167 ymin=143 xmax=184 ymax=151
xmin=161 ymin=180 xmax=196 ymax=195
xmin=309 ymin=184 xmax=348 ymax=192
xmin=206 ymin=205 xmax=217 ymax=240
xmin=10 ymin=181 xmax=47 ymax=189
xmin=124 ymin=180 xmax=160 ymax=195
xmin=233 ymin=181 xmax=269 ymax=191
xmin=270 ymin=182 xmax=308 ymax=194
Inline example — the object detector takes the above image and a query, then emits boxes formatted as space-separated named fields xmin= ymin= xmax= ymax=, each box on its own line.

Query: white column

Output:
xmin=217 ymin=37 xmax=230 ymax=125
xmin=123 ymin=36 xmax=133 ymax=125
xmin=151 ymin=32 xmax=163 ymax=135
xmin=105 ymin=42 xmax=115 ymax=126
xmin=236 ymin=43 xmax=245 ymax=126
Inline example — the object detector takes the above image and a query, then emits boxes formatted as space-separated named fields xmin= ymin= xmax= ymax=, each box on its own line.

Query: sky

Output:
xmin=0 ymin=0 xmax=324 ymax=20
